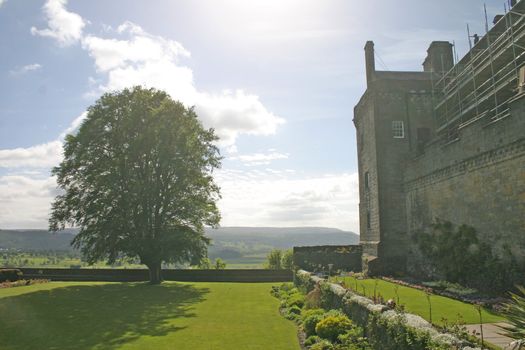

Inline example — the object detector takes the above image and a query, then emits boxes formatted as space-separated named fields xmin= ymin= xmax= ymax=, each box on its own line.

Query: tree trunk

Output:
xmin=147 ymin=262 xmax=162 ymax=284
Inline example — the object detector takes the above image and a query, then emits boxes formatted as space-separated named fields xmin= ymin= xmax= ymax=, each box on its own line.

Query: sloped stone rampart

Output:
xmin=295 ymin=270 xmax=481 ymax=350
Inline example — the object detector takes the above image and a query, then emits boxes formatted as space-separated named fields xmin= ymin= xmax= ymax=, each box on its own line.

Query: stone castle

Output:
xmin=354 ymin=1 xmax=525 ymax=275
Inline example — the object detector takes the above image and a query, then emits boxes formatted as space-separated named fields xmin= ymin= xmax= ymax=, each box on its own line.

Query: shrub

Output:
xmin=337 ymin=327 xmax=372 ymax=350
xmin=322 ymin=309 xmax=345 ymax=318
xmin=422 ymin=280 xmax=477 ymax=296
xmin=283 ymin=309 xmax=301 ymax=321
xmin=303 ymin=312 xmax=324 ymax=336
xmin=499 ymin=285 xmax=525 ymax=340
xmin=305 ymin=335 xmax=322 ymax=346
xmin=288 ymin=305 xmax=302 ymax=315
xmin=414 ymin=220 xmax=524 ymax=294
xmin=366 ymin=312 xmax=432 ymax=350
xmin=281 ymin=249 xmax=294 ymax=270
xmin=266 ymin=249 xmax=283 ymax=269
xmin=309 ymin=340 xmax=334 ymax=350
xmin=279 ymin=283 xmax=295 ymax=292
xmin=271 ymin=283 xmax=297 ymax=300
xmin=213 ymin=258 xmax=226 ymax=269
xmin=315 ymin=314 xmax=353 ymax=342
xmin=286 ymin=292 xmax=305 ymax=308
xmin=0 ymin=269 xmax=23 ymax=282
xmin=301 ymin=308 xmax=325 ymax=321
xmin=295 ymin=270 xmax=316 ymax=293
xmin=0 ymin=279 xmax=49 ymax=289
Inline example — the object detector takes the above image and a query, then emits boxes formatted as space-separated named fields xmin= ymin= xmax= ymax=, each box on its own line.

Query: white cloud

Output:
xmin=0 ymin=0 xmax=6 ymax=9
xmin=0 ymin=112 xmax=85 ymax=169
xmin=0 ymin=175 xmax=57 ymax=229
xmin=229 ymin=151 xmax=289 ymax=166
xmin=195 ymin=90 xmax=284 ymax=146
xmin=81 ymin=23 xmax=284 ymax=146
xmin=0 ymin=141 xmax=63 ymax=168
xmin=82 ymin=31 xmax=190 ymax=72
xmin=80 ymin=23 xmax=284 ymax=146
xmin=0 ymin=113 xmax=86 ymax=228
xmin=30 ymin=0 xmax=85 ymax=46
xmin=216 ymin=170 xmax=360 ymax=232
xmin=29 ymin=0 xmax=284 ymax=146
xmin=9 ymin=63 xmax=42 ymax=75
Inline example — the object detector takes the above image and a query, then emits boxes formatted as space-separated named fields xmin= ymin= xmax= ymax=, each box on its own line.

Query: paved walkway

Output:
xmin=465 ymin=322 xmax=515 ymax=349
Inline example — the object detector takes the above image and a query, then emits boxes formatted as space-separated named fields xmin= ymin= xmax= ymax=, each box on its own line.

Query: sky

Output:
xmin=0 ymin=0 xmax=510 ymax=231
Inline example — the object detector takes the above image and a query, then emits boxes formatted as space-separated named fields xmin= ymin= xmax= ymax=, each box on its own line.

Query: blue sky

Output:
xmin=0 ymin=0 xmax=508 ymax=230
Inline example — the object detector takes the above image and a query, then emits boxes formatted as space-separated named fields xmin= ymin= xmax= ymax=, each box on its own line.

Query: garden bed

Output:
xmin=296 ymin=270 xmax=488 ymax=350
xmin=331 ymin=275 xmax=505 ymax=326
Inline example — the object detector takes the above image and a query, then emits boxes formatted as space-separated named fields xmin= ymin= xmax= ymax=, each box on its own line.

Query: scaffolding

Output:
xmin=432 ymin=0 xmax=525 ymax=140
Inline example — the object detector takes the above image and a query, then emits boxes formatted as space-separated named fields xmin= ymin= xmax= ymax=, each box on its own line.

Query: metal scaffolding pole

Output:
xmin=484 ymin=4 xmax=500 ymax=118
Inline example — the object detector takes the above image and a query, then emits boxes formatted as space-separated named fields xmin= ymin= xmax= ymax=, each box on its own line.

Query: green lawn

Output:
xmin=0 ymin=282 xmax=300 ymax=350
xmin=332 ymin=276 xmax=505 ymax=326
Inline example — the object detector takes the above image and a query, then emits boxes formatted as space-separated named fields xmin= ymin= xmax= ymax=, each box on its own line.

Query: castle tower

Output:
xmin=353 ymin=41 xmax=440 ymax=275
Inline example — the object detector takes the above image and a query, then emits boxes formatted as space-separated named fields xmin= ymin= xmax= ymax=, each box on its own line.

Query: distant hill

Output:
xmin=206 ymin=226 xmax=358 ymax=248
xmin=0 ymin=227 xmax=359 ymax=255
xmin=0 ymin=229 xmax=78 ymax=251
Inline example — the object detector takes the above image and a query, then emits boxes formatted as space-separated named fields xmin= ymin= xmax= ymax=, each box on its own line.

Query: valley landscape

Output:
xmin=0 ymin=227 xmax=358 ymax=269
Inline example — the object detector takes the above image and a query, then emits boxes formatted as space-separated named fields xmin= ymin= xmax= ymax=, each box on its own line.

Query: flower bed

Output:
xmin=0 ymin=279 xmax=49 ymax=289
xmin=380 ymin=276 xmax=507 ymax=311
xmin=271 ymin=282 xmax=372 ymax=349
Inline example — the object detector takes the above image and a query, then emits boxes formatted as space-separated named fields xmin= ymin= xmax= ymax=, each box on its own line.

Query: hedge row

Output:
xmin=295 ymin=270 xmax=481 ymax=350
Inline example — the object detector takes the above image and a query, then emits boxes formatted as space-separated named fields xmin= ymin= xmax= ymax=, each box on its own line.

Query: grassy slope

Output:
xmin=334 ymin=276 xmax=505 ymax=325
xmin=0 ymin=282 xmax=299 ymax=350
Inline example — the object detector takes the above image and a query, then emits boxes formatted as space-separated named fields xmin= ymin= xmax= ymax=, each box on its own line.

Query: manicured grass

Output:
xmin=332 ymin=276 xmax=505 ymax=326
xmin=0 ymin=281 xmax=300 ymax=350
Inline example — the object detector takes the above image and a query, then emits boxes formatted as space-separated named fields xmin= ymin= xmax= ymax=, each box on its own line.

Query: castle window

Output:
xmin=364 ymin=171 xmax=369 ymax=190
xmin=392 ymin=121 xmax=405 ymax=138
xmin=366 ymin=211 xmax=371 ymax=229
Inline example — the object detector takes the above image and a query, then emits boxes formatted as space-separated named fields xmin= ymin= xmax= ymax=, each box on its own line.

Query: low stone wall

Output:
xmin=293 ymin=245 xmax=362 ymax=272
xmin=18 ymin=268 xmax=293 ymax=283
xmin=295 ymin=270 xmax=481 ymax=350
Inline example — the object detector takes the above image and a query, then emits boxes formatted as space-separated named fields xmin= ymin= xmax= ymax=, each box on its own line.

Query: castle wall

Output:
xmin=355 ymin=78 xmax=434 ymax=273
xmin=354 ymin=32 xmax=524 ymax=277
xmin=373 ymin=90 xmax=412 ymax=265
xmin=404 ymin=96 xmax=525 ymax=263
xmin=373 ymin=89 xmax=434 ymax=268
xmin=354 ymin=92 xmax=381 ymax=257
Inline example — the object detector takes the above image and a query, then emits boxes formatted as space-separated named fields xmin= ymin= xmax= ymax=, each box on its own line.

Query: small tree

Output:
xmin=266 ymin=249 xmax=282 ymax=269
xmin=197 ymin=258 xmax=212 ymax=269
xmin=49 ymin=87 xmax=221 ymax=284
xmin=281 ymin=249 xmax=294 ymax=270
xmin=214 ymin=258 xmax=226 ymax=270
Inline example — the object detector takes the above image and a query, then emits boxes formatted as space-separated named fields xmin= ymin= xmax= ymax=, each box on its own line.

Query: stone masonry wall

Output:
xmin=404 ymin=96 xmax=525 ymax=263
xmin=354 ymin=91 xmax=381 ymax=257
xmin=293 ymin=245 xmax=362 ymax=272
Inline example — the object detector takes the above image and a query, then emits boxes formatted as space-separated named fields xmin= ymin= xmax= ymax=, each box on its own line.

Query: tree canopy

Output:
xmin=49 ymin=86 xmax=222 ymax=283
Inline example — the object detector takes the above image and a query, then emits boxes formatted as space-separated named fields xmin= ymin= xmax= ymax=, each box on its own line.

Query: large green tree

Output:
xmin=49 ymin=86 xmax=221 ymax=284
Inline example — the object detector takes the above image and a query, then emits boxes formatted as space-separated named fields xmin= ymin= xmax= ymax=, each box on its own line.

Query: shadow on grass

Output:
xmin=0 ymin=282 xmax=209 ymax=350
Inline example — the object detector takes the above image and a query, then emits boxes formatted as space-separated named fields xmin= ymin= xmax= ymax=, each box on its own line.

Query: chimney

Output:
xmin=365 ymin=41 xmax=375 ymax=86
xmin=422 ymin=41 xmax=454 ymax=75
